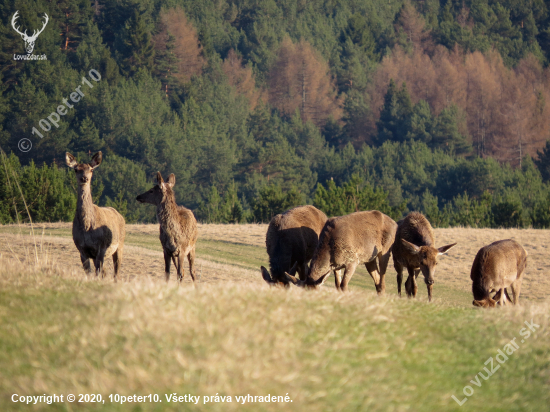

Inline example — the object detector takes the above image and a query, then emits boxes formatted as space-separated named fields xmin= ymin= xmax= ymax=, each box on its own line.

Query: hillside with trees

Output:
xmin=2 ymin=0 xmax=550 ymax=228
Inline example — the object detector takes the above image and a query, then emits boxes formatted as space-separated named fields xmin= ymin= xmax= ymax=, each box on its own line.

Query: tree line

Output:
xmin=2 ymin=0 xmax=550 ymax=227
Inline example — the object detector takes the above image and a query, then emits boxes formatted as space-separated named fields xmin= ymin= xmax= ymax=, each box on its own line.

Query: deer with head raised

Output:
xmin=392 ymin=212 xmax=456 ymax=302
xmin=471 ymin=239 xmax=527 ymax=308
xmin=136 ymin=172 xmax=198 ymax=284
xmin=12 ymin=11 xmax=49 ymax=54
xmin=66 ymin=152 xmax=126 ymax=280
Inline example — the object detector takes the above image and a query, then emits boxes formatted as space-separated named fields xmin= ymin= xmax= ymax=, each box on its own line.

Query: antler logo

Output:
xmin=11 ymin=11 xmax=49 ymax=54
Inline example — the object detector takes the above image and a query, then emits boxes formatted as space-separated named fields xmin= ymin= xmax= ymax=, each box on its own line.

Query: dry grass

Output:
xmin=1 ymin=224 xmax=549 ymax=301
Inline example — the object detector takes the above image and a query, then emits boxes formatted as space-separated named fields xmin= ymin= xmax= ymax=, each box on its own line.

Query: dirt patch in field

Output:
xmin=0 ymin=230 xmax=260 ymax=286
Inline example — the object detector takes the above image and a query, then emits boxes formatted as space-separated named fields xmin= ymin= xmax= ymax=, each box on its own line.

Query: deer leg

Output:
xmin=164 ymin=250 xmax=171 ymax=282
xmin=510 ymin=265 xmax=525 ymax=305
xmin=499 ymin=288 xmax=507 ymax=306
xmin=412 ymin=269 xmax=420 ymax=297
xmin=394 ymin=260 xmax=404 ymax=297
xmin=112 ymin=249 xmax=122 ymax=282
xmin=509 ymin=279 xmax=522 ymax=305
xmin=377 ymin=251 xmax=392 ymax=295
xmin=187 ymin=247 xmax=196 ymax=283
xmin=404 ymin=267 xmax=416 ymax=298
xmin=365 ymin=259 xmax=383 ymax=295
xmin=334 ymin=268 xmax=343 ymax=291
xmin=172 ymin=253 xmax=183 ymax=283
xmin=340 ymin=261 xmax=359 ymax=292
xmin=503 ymin=288 xmax=512 ymax=303
xmin=80 ymin=252 xmax=92 ymax=275
xmin=93 ymin=249 xmax=106 ymax=279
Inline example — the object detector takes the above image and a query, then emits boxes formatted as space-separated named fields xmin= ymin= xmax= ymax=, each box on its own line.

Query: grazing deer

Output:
xmin=261 ymin=205 xmax=327 ymax=286
xmin=66 ymin=152 xmax=126 ymax=280
xmin=471 ymin=239 xmax=527 ymax=308
xmin=286 ymin=211 xmax=397 ymax=293
xmin=392 ymin=212 xmax=456 ymax=302
xmin=136 ymin=172 xmax=198 ymax=284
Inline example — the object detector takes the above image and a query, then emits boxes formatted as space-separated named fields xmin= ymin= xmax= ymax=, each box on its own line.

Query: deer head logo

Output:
xmin=11 ymin=11 xmax=49 ymax=54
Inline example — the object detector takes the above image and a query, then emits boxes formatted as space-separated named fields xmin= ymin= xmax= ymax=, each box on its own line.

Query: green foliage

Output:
xmin=197 ymin=182 xmax=247 ymax=223
xmin=1 ymin=0 xmax=550 ymax=228
xmin=0 ymin=152 xmax=75 ymax=224
xmin=450 ymin=191 xmax=493 ymax=228
xmin=250 ymin=183 xmax=305 ymax=223
xmin=313 ymin=175 xmax=405 ymax=220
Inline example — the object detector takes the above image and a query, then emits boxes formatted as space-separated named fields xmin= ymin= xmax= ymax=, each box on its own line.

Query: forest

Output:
xmin=2 ymin=0 xmax=550 ymax=227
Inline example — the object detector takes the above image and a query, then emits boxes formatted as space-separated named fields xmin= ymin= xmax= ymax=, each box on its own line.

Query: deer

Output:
xmin=392 ymin=212 xmax=456 ymax=302
xmin=471 ymin=239 xmax=527 ymax=308
xmin=285 ymin=210 xmax=397 ymax=293
xmin=65 ymin=152 xmax=126 ymax=280
xmin=12 ymin=11 xmax=49 ymax=54
xmin=136 ymin=172 xmax=198 ymax=284
xmin=260 ymin=205 xmax=327 ymax=287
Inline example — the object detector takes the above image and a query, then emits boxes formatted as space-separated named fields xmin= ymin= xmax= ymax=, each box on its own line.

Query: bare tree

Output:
xmin=268 ymin=37 xmax=342 ymax=127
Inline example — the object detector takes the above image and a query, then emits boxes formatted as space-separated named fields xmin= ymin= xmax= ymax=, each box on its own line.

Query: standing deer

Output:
xmin=11 ymin=11 xmax=49 ymax=54
xmin=261 ymin=205 xmax=327 ymax=286
xmin=471 ymin=239 xmax=527 ymax=308
xmin=66 ymin=152 xmax=126 ymax=280
xmin=392 ymin=212 xmax=456 ymax=302
xmin=136 ymin=172 xmax=198 ymax=284
xmin=286 ymin=210 xmax=397 ymax=293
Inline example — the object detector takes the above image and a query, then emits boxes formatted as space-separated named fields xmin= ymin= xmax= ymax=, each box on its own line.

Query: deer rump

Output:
xmin=471 ymin=239 xmax=527 ymax=308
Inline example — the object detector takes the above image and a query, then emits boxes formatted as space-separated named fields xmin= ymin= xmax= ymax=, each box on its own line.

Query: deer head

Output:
xmin=66 ymin=152 xmax=102 ymax=189
xmin=136 ymin=172 xmax=175 ymax=206
xmin=12 ymin=11 xmax=49 ymax=54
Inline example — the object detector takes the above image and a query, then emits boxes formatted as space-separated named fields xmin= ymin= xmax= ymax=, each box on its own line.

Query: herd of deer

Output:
xmin=65 ymin=152 xmax=528 ymax=308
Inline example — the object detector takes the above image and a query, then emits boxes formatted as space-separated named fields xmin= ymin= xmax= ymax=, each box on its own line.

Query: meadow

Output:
xmin=0 ymin=223 xmax=549 ymax=411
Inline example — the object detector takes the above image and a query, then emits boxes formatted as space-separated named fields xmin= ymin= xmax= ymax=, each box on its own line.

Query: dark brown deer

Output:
xmin=392 ymin=212 xmax=456 ymax=301
xmin=136 ymin=172 xmax=198 ymax=284
xmin=261 ymin=205 xmax=327 ymax=286
xmin=286 ymin=210 xmax=397 ymax=293
xmin=471 ymin=239 xmax=527 ymax=308
xmin=66 ymin=152 xmax=126 ymax=280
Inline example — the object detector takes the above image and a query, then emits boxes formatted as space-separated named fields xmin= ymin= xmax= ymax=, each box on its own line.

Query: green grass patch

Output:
xmin=0 ymin=275 xmax=548 ymax=412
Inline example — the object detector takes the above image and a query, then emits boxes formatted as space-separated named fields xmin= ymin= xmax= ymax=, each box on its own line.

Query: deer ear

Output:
xmin=261 ymin=266 xmax=277 ymax=285
xmin=156 ymin=171 xmax=164 ymax=185
xmin=402 ymin=239 xmax=420 ymax=254
xmin=287 ymin=261 xmax=298 ymax=277
xmin=167 ymin=173 xmax=176 ymax=188
xmin=284 ymin=272 xmax=301 ymax=286
xmin=65 ymin=152 xmax=77 ymax=169
xmin=312 ymin=271 xmax=330 ymax=287
xmin=438 ymin=243 xmax=457 ymax=255
xmin=90 ymin=151 xmax=102 ymax=169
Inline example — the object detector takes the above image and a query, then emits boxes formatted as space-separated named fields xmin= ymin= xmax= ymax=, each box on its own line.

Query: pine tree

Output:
xmin=122 ymin=9 xmax=155 ymax=75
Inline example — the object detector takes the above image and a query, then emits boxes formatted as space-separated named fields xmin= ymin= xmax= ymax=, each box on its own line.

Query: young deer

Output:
xmin=392 ymin=212 xmax=456 ymax=302
xmin=66 ymin=152 xmax=126 ymax=280
xmin=471 ymin=239 xmax=527 ymax=308
xmin=286 ymin=210 xmax=397 ymax=293
xmin=261 ymin=205 xmax=327 ymax=286
xmin=136 ymin=172 xmax=198 ymax=284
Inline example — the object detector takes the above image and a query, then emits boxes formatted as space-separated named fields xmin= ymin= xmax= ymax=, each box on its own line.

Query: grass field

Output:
xmin=0 ymin=223 xmax=549 ymax=411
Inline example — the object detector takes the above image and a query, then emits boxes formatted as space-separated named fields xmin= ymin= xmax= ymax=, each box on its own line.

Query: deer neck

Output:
xmin=76 ymin=184 xmax=96 ymax=230
xmin=156 ymin=192 xmax=178 ymax=231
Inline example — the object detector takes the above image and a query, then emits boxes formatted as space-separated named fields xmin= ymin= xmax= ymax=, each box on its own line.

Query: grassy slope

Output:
xmin=0 ymin=225 xmax=549 ymax=411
